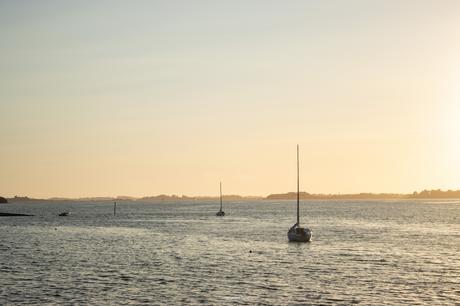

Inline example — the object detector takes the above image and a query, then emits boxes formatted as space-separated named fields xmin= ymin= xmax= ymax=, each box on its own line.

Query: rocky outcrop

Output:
xmin=0 ymin=212 xmax=33 ymax=216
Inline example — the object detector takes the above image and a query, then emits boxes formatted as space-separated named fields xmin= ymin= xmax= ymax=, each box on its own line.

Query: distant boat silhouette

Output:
xmin=216 ymin=182 xmax=225 ymax=216
xmin=58 ymin=211 xmax=70 ymax=217
xmin=287 ymin=145 xmax=312 ymax=242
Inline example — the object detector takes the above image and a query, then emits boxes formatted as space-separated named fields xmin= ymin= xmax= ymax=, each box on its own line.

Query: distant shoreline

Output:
xmin=3 ymin=189 xmax=460 ymax=202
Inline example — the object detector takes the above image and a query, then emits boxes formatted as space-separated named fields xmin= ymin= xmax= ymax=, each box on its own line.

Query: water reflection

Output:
xmin=1 ymin=200 xmax=459 ymax=305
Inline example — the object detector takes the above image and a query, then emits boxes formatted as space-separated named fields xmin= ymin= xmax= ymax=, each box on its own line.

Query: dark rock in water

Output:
xmin=0 ymin=212 xmax=33 ymax=217
xmin=0 ymin=197 xmax=7 ymax=204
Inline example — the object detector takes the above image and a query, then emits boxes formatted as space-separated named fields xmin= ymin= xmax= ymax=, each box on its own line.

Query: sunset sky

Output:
xmin=1 ymin=1 xmax=460 ymax=198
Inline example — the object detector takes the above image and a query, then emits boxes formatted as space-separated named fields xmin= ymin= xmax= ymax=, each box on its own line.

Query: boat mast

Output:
xmin=297 ymin=145 xmax=300 ymax=225
xmin=220 ymin=181 xmax=223 ymax=212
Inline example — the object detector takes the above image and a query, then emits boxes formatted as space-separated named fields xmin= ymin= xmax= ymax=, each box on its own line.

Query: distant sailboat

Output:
xmin=287 ymin=145 xmax=312 ymax=242
xmin=216 ymin=182 xmax=225 ymax=216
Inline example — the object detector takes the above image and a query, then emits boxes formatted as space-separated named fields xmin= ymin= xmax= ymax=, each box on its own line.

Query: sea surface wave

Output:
xmin=1 ymin=200 xmax=459 ymax=305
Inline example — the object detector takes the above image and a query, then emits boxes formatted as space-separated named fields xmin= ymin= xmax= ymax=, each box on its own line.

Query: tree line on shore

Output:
xmin=267 ymin=189 xmax=460 ymax=200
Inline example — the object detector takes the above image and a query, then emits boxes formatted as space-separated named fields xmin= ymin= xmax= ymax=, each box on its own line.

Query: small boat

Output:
xmin=216 ymin=182 xmax=225 ymax=216
xmin=58 ymin=211 xmax=70 ymax=217
xmin=287 ymin=145 xmax=312 ymax=242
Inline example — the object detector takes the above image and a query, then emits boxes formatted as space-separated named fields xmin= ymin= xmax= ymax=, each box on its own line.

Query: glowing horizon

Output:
xmin=1 ymin=1 xmax=460 ymax=198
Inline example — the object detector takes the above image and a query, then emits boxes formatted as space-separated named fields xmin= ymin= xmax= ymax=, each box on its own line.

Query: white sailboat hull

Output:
xmin=288 ymin=226 xmax=312 ymax=242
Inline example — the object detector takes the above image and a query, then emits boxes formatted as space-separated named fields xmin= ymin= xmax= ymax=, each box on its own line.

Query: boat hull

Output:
xmin=288 ymin=227 xmax=312 ymax=242
xmin=216 ymin=211 xmax=225 ymax=216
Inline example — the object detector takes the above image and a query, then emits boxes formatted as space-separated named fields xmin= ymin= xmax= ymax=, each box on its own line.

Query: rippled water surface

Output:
xmin=1 ymin=200 xmax=459 ymax=305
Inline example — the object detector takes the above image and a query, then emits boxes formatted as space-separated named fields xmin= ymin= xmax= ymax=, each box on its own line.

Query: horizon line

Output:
xmin=4 ymin=188 xmax=460 ymax=200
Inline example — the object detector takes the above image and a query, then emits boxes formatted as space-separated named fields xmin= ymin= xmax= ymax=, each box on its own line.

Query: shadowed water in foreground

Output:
xmin=1 ymin=200 xmax=459 ymax=305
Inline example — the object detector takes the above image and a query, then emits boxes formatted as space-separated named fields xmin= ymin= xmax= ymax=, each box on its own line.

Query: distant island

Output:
xmin=267 ymin=189 xmax=460 ymax=200
xmin=266 ymin=192 xmax=404 ymax=200
xmin=139 ymin=194 xmax=263 ymax=201
xmin=4 ymin=189 xmax=460 ymax=202
xmin=409 ymin=189 xmax=460 ymax=199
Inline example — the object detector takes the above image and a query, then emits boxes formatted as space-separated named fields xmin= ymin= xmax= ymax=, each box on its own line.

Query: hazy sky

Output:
xmin=1 ymin=1 xmax=460 ymax=198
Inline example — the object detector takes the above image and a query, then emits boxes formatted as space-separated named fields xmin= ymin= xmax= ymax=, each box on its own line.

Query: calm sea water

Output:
xmin=1 ymin=200 xmax=459 ymax=305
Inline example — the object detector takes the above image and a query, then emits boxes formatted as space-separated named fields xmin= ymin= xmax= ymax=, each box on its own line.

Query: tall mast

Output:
xmin=297 ymin=145 xmax=300 ymax=225
xmin=220 ymin=181 xmax=223 ymax=212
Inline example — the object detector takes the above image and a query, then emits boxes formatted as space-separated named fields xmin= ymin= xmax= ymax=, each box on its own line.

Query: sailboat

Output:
xmin=287 ymin=145 xmax=312 ymax=242
xmin=216 ymin=182 xmax=225 ymax=216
